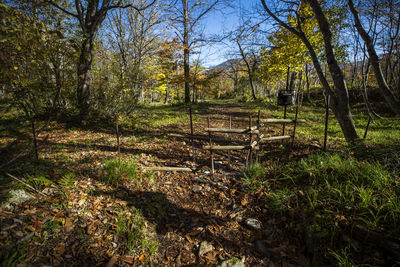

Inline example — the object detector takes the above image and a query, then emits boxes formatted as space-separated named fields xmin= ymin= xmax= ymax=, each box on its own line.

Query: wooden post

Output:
xmin=115 ymin=117 xmax=120 ymax=155
xmin=363 ymin=116 xmax=372 ymax=139
xmin=207 ymin=117 xmax=214 ymax=174
xmin=189 ymin=107 xmax=195 ymax=163
xmin=31 ymin=119 xmax=38 ymax=160
xmin=323 ymin=94 xmax=330 ymax=152
xmin=282 ymin=105 xmax=287 ymax=137
xmin=292 ymin=71 xmax=302 ymax=147
xmin=247 ymin=115 xmax=253 ymax=168
xmin=228 ymin=114 xmax=232 ymax=169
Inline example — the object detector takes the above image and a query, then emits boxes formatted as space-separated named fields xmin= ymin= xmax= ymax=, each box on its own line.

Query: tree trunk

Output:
xmin=261 ymin=0 xmax=360 ymax=142
xmin=306 ymin=0 xmax=360 ymax=142
xmin=77 ymin=33 xmax=94 ymax=120
xmin=348 ymin=0 xmax=400 ymax=115
xmin=182 ymin=0 xmax=191 ymax=103
xmin=305 ymin=63 xmax=310 ymax=101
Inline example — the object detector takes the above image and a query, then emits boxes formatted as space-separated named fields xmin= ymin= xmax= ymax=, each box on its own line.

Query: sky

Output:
xmin=199 ymin=0 xmax=262 ymax=68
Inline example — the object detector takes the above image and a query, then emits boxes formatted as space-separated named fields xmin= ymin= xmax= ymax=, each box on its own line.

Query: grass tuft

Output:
xmin=100 ymin=158 xmax=138 ymax=187
xmin=243 ymin=163 xmax=268 ymax=192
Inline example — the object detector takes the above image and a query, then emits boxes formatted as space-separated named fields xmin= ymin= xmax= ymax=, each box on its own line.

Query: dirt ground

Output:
xmin=1 ymin=102 xmax=319 ymax=266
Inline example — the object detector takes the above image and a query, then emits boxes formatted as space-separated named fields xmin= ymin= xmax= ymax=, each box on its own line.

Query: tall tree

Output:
xmin=45 ymin=0 xmax=154 ymax=119
xmin=261 ymin=0 xmax=360 ymax=142
xmin=348 ymin=0 xmax=400 ymax=115
xmin=236 ymin=35 xmax=259 ymax=100
xmin=167 ymin=0 xmax=220 ymax=103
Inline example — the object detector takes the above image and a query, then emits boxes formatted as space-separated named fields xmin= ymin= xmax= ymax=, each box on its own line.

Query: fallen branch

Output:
xmin=168 ymin=133 xmax=227 ymax=142
xmin=260 ymin=135 xmax=291 ymax=142
xmin=205 ymin=128 xmax=259 ymax=134
xmin=6 ymin=173 xmax=46 ymax=197
xmin=142 ymin=166 xmax=193 ymax=172
xmin=261 ymin=119 xmax=306 ymax=124
xmin=203 ymin=145 xmax=259 ymax=150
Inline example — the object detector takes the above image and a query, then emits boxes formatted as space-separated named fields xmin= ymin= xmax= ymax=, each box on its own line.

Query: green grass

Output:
xmin=242 ymin=163 xmax=268 ymax=192
xmin=264 ymin=152 xmax=400 ymax=265
xmin=115 ymin=209 xmax=158 ymax=262
xmin=100 ymin=158 xmax=138 ymax=187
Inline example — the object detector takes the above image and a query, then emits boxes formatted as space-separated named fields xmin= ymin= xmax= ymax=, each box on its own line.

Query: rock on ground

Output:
xmin=198 ymin=241 xmax=214 ymax=257
xmin=1 ymin=189 xmax=36 ymax=209
xmin=217 ymin=257 xmax=246 ymax=267
xmin=244 ymin=218 xmax=262 ymax=230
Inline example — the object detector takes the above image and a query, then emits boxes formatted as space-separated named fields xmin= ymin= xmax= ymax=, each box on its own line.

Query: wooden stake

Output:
xmin=207 ymin=117 xmax=214 ymax=174
xmin=256 ymin=110 xmax=261 ymax=163
xmin=248 ymin=115 xmax=253 ymax=167
xmin=31 ymin=119 xmax=38 ymax=160
xmin=282 ymin=105 xmax=287 ymax=137
xmin=228 ymin=114 xmax=232 ymax=169
xmin=189 ymin=107 xmax=195 ymax=163
xmin=115 ymin=117 xmax=120 ymax=155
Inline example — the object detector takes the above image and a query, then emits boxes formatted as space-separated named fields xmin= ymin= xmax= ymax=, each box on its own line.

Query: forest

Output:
xmin=0 ymin=0 xmax=400 ymax=266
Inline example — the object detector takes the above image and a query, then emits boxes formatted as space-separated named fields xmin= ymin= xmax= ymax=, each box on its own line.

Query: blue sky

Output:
xmin=200 ymin=0 xmax=261 ymax=67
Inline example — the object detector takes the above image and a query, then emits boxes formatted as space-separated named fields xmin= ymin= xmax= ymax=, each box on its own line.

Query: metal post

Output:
xmin=323 ymin=94 xmax=330 ymax=152
xmin=363 ymin=116 xmax=372 ymax=139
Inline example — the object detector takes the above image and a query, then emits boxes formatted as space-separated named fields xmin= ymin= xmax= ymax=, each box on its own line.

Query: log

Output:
xmin=168 ymin=133 xmax=227 ymax=142
xmin=203 ymin=145 xmax=259 ymax=150
xmin=262 ymin=119 xmax=306 ymax=124
xmin=142 ymin=167 xmax=193 ymax=172
xmin=260 ymin=135 xmax=291 ymax=142
xmin=204 ymin=128 xmax=259 ymax=134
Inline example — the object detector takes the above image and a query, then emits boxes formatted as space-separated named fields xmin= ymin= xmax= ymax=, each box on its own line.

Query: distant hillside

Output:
xmin=209 ymin=58 xmax=242 ymax=70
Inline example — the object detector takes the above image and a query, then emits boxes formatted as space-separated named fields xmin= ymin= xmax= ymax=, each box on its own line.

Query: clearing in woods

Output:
xmin=0 ymin=99 xmax=355 ymax=266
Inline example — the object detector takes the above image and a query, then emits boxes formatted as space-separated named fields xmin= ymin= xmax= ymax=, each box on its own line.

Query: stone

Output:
xmin=244 ymin=218 xmax=262 ymax=230
xmin=1 ymin=189 xmax=35 ymax=210
xmin=204 ymin=171 xmax=210 ymax=175
xmin=254 ymin=240 xmax=270 ymax=256
xmin=217 ymin=257 xmax=246 ymax=267
xmin=203 ymin=185 xmax=211 ymax=192
xmin=192 ymin=185 xmax=202 ymax=193
xmin=198 ymin=241 xmax=214 ymax=257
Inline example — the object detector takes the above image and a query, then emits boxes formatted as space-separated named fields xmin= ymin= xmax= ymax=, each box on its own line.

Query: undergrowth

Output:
xmin=115 ymin=209 xmax=159 ymax=263
xmin=265 ymin=152 xmax=400 ymax=265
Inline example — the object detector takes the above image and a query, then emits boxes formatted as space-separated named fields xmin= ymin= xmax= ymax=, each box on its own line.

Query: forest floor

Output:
xmin=1 ymin=99 xmax=399 ymax=266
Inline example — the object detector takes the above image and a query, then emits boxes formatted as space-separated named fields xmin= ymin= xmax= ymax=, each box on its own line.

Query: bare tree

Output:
xmin=236 ymin=35 xmax=259 ymax=100
xmin=106 ymin=0 xmax=162 ymax=103
xmin=167 ymin=0 xmax=220 ymax=103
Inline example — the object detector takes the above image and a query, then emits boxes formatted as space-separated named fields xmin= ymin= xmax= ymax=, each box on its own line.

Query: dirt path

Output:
xmin=1 ymin=101 xmax=313 ymax=266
